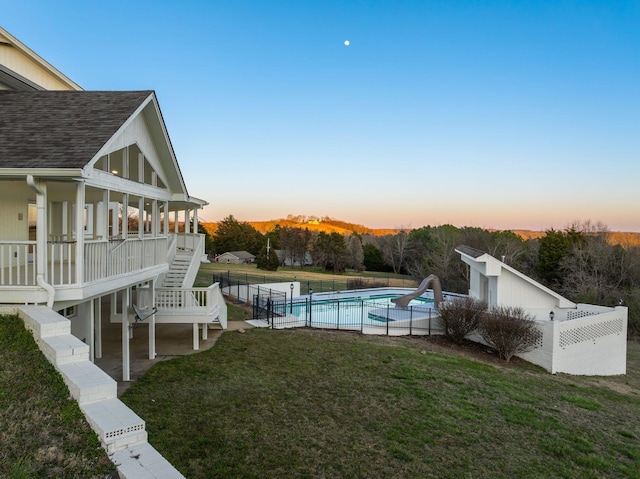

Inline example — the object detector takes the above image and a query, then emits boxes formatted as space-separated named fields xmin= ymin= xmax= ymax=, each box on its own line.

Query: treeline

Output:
xmin=206 ymin=216 xmax=640 ymax=337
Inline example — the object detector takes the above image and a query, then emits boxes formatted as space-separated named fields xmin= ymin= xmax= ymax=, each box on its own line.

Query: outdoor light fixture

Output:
xmin=290 ymin=283 xmax=294 ymax=314
xmin=549 ymin=311 xmax=555 ymax=321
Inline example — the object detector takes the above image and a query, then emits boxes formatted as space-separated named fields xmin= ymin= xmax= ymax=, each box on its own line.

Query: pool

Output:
xmin=269 ymin=288 xmax=452 ymax=335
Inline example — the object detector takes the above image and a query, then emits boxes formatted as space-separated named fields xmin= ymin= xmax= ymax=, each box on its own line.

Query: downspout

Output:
xmin=26 ymin=175 xmax=55 ymax=308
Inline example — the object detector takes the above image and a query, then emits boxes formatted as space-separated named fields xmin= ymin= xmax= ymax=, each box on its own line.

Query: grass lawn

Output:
xmin=0 ymin=315 xmax=113 ymax=479
xmin=121 ymin=327 xmax=640 ymax=478
xmin=196 ymin=262 xmax=419 ymax=291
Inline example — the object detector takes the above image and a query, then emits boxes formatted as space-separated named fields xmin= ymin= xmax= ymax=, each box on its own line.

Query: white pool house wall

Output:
xmin=456 ymin=245 xmax=628 ymax=376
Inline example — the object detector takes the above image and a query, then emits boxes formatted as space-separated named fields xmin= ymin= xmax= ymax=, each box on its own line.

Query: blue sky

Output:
xmin=4 ymin=1 xmax=639 ymax=231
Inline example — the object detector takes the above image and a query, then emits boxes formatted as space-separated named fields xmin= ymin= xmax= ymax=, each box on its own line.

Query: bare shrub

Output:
xmin=478 ymin=306 xmax=542 ymax=362
xmin=438 ymin=297 xmax=488 ymax=344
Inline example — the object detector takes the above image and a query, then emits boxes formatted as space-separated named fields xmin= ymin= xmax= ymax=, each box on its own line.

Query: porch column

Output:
xmin=75 ymin=181 xmax=85 ymax=284
xmin=174 ymin=210 xmax=179 ymax=233
xmin=152 ymin=200 xmax=159 ymax=236
xmin=122 ymin=287 xmax=130 ymax=381
xmin=163 ymin=202 xmax=169 ymax=235
xmin=88 ymin=300 xmax=95 ymax=362
xmin=138 ymin=197 xmax=144 ymax=238
xmin=202 ymin=323 xmax=208 ymax=340
xmin=122 ymin=194 xmax=129 ymax=237
xmin=94 ymin=296 xmax=102 ymax=359
xmin=184 ymin=209 xmax=190 ymax=234
xmin=193 ymin=323 xmax=199 ymax=350
xmin=193 ymin=208 xmax=199 ymax=233
xmin=99 ymin=189 xmax=108 ymax=240
xmin=149 ymin=279 xmax=156 ymax=359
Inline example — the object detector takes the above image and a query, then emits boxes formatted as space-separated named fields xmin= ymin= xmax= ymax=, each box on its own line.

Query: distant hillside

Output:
xmin=201 ymin=218 xmax=399 ymax=237
xmin=512 ymin=229 xmax=640 ymax=247
xmin=201 ymin=220 xmax=640 ymax=247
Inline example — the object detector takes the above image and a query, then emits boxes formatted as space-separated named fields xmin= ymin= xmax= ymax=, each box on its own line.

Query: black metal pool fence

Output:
xmin=214 ymin=271 xmax=418 ymax=297
xmin=252 ymin=295 xmax=441 ymax=336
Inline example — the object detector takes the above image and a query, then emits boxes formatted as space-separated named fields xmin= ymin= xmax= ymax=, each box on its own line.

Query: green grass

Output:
xmin=0 ymin=315 xmax=113 ymax=479
xmin=121 ymin=329 xmax=640 ymax=478
xmin=196 ymin=262 xmax=419 ymax=291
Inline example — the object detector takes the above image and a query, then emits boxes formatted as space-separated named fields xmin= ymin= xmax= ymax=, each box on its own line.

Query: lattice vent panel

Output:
xmin=567 ymin=310 xmax=596 ymax=321
xmin=559 ymin=319 xmax=624 ymax=348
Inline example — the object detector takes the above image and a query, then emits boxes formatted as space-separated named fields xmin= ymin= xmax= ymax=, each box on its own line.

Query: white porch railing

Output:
xmin=155 ymin=283 xmax=227 ymax=328
xmin=176 ymin=233 xmax=204 ymax=254
xmin=0 ymin=241 xmax=36 ymax=286
xmin=0 ymin=237 xmax=168 ymax=287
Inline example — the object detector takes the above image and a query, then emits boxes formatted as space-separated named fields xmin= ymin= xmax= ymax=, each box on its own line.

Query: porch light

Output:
xmin=290 ymin=283 xmax=294 ymax=314
xmin=549 ymin=311 xmax=555 ymax=321
xmin=111 ymin=169 xmax=119 ymax=175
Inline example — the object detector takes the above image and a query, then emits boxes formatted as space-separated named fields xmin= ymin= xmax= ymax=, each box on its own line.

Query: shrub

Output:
xmin=346 ymin=278 xmax=388 ymax=289
xmin=478 ymin=306 xmax=542 ymax=362
xmin=438 ymin=297 xmax=488 ymax=344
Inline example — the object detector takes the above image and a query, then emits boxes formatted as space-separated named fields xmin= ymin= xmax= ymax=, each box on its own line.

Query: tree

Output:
xmin=312 ymin=232 xmax=349 ymax=272
xmin=534 ymin=229 xmax=573 ymax=286
xmin=347 ymin=234 xmax=365 ymax=271
xmin=280 ymin=227 xmax=313 ymax=267
xmin=362 ymin=242 xmax=389 ymax=272
xmin=256 ymin=244 xmax=280 ymax=271
xmin=197 ymin=223 xmax=214 ymax=256
xmin=380 ymin=229 xmax=411 ymax=274
xmin=212 ymin=215 xmax=263 ymax=256
xmin=406 ymin=225 xmax=465 ymax=292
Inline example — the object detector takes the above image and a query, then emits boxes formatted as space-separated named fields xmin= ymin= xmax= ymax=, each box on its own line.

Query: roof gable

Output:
xmin=0 ymin=90 xmax=153 ymax=170
xmin=455 ymin=244 xmax=575 ymax=308
xmin=0 ymin=26 xmax=81 ymax=91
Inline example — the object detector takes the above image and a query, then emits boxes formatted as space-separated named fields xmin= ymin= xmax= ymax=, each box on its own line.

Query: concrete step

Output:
xmin=40 ymin=333 xmax=89 ymax=366
xmin=19 ymin=305 xmax=70 ymax=338
xmin=58 ymin=360 xmax=117 ymax=405
xmin=111 ymin=443 xmax=186 ymax=479
xmin=81 ymin=398 xmax=147 ymax=453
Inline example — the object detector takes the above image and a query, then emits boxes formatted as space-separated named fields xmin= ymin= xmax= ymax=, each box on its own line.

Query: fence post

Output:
xmin=410 ymin=306 xmax=413 ymax=336
xmin=336 ymin=300 xmax=340 ymax=330
xmin=428 ymin=309 xmax=431 ymax=336
xmin=386 ymin=304 xmax=390 ymax=336
xmin=360 ymin=300 xmax=364 ymax=334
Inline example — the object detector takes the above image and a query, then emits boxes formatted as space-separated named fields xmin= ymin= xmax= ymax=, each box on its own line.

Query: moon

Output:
xmin=344 ymin=40 xmax=350 ymax=46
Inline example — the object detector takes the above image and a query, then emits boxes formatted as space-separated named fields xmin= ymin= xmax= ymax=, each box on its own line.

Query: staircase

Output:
xmin=18 ymin=305 xmax=185 ymax=478
xmin=162 ymin=251 xmax=195 ymax=288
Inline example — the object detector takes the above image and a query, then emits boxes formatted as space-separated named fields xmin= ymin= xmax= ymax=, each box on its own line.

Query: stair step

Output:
xmin=58 ymin=360 xmax=117 ymax=405
xmin=81 ymin=398 xmax=147 ymax=453
xmin=19 ymin=305 xmax=70 ymax=338
xmin=111 ymin=443 xmax=185 ymax=479
xmin=40 ymin=333 xmax=90 ymax=365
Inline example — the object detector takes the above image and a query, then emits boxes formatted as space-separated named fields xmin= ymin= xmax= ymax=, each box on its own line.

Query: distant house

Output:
xmin=216 ymin=251 xmax=256 ymax=264
xmin=274 ymin=249 xmax=313 ymax=267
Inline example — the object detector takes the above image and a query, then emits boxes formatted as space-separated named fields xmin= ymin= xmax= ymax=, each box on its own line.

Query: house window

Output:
xmin=57 ymin=306 xmax=78 ymax=318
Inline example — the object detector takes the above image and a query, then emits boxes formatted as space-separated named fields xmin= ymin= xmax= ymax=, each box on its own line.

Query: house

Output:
xmin=274 ymin=249 xmax=313 ymax=267
xmin=0 ymin=26 xmax=228 ymax=476
xmin=0 ymin=26 xmax=226 ymax=380
xmin=456 ymin=245 xmax=627 ymax=375
xmin=215 ymin=251 xmax=256 ymax=264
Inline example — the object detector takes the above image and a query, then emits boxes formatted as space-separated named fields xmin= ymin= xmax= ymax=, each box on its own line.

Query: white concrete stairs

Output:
xmin=162 ymin=251 xmax=194 ymax=288
xmin=18 ymin=305 xmax=185 ymax=479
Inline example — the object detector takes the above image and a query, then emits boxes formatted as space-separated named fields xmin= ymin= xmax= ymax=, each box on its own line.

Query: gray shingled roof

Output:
xmin=0 ymin=90 xmax=152 ymax=169
xmin=455 ymin=245 xmax=486 ymax=258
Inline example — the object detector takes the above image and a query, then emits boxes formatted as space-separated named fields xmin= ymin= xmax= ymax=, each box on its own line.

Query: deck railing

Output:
xmin=0 ymin=241 xmax=36 ymax=286
xmin=155 ymin=283 xmax=227 ymax=328
xmin=0 ymin=237 xmax=168 ymax=287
